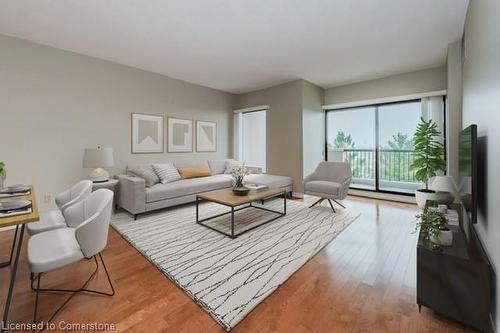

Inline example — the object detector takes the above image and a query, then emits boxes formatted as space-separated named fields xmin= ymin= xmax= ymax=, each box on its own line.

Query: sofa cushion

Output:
xmin=178 ymin=166 xmax=212 ymax=179
xmin=208 ymin=159 xmax=231 ymax=175
xmin=145 ymin=175 xmax=232 ymax=203
xmin=152 ymin=163 xmax=182 ymax=184
xmin=245 ymin=174 xmax=292 ymax=188
xmin=127 ymin=165 xmax=160 ymax=187
xmin=304 ymin=180 xmax=341 ymax=196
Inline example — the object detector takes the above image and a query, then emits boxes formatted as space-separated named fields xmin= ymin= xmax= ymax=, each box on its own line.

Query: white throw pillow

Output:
xmin=224 ymin=160 xmax=243 ymax=174
xmin=152 ymin=163 xmax=181 ymax=184
xmin=208 ymin=159 xmax=229 ymax=175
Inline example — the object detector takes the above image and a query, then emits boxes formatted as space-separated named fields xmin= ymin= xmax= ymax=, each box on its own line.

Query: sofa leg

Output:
xmin=134 ymin=214 xmax=137 ymax=221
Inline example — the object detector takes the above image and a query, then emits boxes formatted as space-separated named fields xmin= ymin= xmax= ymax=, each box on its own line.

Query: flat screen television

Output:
xmin=458 ymin=124 xmax=478 ymax=225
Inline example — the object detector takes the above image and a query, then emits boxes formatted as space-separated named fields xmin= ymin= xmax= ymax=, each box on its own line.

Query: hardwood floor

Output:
xmin=0 ymin=196 xmax=476 ymax=332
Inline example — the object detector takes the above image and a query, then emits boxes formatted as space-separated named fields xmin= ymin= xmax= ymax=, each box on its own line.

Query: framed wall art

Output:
xmin=167 ymin=117 xmax=193 ymax=152
xmin=196 ymin=120 xmax=217 ymax=152
xmin=131 ymin=113 xmax=164 ymax=153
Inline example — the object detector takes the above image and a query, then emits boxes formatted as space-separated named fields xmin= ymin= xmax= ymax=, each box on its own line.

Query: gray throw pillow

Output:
xmin=152 ymin=163 xmax=182 ymax=184
xmin=127 ymin=165 xmax=160 ymax=187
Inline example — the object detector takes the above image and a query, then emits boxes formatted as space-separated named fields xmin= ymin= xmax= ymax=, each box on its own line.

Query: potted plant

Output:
xmin=410 ymin=118 xmax=446 ymax=208
xmin=231 ymin=165 xmax=250 ymax=196
xmin=415 ymin=208 xmax=453 ymax=246
xmin=0 ymin=162 xmax=5 ymax=189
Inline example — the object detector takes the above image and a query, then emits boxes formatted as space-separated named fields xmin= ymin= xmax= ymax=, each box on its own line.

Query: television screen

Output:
xmin=458 ymin=125 xmax=477 ymax=225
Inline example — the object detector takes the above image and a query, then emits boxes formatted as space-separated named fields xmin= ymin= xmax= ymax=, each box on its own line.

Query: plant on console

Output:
xmin=415 ymin=208 xmax=447 ymax=242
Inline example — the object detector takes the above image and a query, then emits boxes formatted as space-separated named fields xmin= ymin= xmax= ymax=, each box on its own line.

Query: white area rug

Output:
xmin=111 ymin=199 xmax=360 ymax=331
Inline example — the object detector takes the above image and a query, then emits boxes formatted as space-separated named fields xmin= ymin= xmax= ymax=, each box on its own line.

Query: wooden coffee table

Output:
xmin=196 ymin=187 xmax=286 ymax=239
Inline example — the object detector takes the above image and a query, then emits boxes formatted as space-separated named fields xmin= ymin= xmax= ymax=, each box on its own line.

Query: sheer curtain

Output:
xmin=233 ymin=107 xmax=268 ymax=171
xmin=420 ymin=96 xmax=446 ymax=176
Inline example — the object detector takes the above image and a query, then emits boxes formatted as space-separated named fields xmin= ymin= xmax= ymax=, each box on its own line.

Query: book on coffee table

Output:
xmin=246 ymin=183 xmax=269 ymax=192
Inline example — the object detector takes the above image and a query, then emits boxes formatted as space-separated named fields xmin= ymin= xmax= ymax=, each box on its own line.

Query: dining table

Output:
xmin=0 ymin=185 xmax=39 ymax=332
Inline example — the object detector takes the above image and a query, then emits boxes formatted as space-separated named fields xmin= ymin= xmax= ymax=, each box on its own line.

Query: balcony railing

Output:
xmin=328 ymin=148 xmax=421 ymax=192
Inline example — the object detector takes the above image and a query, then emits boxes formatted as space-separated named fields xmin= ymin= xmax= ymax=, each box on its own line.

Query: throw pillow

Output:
xmin=224 ymin=160 xmax=243 ymax=174
xmin=207 ymin=159 xmax=229 ymax=175
xmin=178 ymin=166 xmax=212 ymax=179
xmin=127 ymin=165 xmax=160 ymax=187
xmin=152 ymin=163 xmax=181 ymax=184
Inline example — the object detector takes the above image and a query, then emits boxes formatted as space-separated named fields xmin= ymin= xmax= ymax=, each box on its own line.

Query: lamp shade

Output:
xmin=83 ymin=147 xmax=114 ymax=168
xmin=430 ymin=176 xmax=457 ymax=193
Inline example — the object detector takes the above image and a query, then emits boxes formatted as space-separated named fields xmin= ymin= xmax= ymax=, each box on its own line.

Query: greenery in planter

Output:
xmin=0 ymin=162 xmax=5 ymax=178
xmin=415 ymin=208 xmax=447 ymax=242
xmin=410 ymin=118 xmax=446 ymax=191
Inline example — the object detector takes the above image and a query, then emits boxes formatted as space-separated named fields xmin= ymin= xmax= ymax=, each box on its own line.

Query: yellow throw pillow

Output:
xmin=178 ymin=166 xmax=212 ymax=179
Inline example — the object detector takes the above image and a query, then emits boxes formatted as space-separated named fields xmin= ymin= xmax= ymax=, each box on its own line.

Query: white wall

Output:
xmin=302 ymin=80 xmax=325 ymax=177
xmin=446 ymin=41 xmax=463 ymax=181
xmin=236 ymin=80 xmax=304 ymax=192
xmin=324 ymin=66 xmax=447 ymax=105
xmin=461 ymin=0 xmax=500 ymax=327
xmin=0 ymin=34 xmax=235 ymax=208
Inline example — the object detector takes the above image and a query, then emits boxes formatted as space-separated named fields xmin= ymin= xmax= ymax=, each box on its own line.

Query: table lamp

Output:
xmin=430 ymin=175 xmax=457 ymax=205
xmin=83 ymin=147 xmax=114 ymax=183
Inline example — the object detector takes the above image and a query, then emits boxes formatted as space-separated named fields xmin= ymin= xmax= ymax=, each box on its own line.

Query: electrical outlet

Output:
xmin=44 ymin=194 xmax=51 ymax=203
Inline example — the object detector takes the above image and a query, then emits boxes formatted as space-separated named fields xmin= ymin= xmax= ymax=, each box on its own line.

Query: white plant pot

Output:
xmin=430 ymin=229 xmax=453 ymax=246
xmin=415 ymin=190 xmax=438 ymax=208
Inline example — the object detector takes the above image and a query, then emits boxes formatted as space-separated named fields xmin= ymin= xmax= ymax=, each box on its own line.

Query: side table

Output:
xmin=91 ymin=179 xmax=119 ymax=210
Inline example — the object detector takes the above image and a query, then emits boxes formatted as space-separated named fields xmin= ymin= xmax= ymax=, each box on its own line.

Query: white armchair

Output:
xmin=28 ymin=189 xmax=115 ymax=327
xmin=27 ymin=180 xmax=92 ymax=235
xmin=303 ymin=161 xmax=352 ymax=212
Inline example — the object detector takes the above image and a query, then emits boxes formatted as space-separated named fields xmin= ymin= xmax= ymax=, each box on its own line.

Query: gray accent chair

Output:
xmin=27 ymin=180 xmax=93 ymax=235
xmin=28 ymin=189 xmax=115 ymax=326
xmin=303 ymin=161 xmax=352 ymax=212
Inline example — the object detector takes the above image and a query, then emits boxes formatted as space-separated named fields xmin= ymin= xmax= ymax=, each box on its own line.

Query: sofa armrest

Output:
xmin=339 ymin=176 xmax=352 ymax=199
xmin=116 ymin=175 xmax=146 ymax=215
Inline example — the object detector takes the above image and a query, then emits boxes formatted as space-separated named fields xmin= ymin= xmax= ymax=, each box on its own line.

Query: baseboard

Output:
xmin=348 ymin=189 xmax=416 ymax=204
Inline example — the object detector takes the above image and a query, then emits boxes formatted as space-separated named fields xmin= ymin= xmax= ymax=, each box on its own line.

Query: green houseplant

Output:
xmin=0 ymin=162 xmax=5 ymax=189
xmin=410 ymin=118 xmax=446 ymax=208
xmin=415 ymin=208 xmax=452 ymax=246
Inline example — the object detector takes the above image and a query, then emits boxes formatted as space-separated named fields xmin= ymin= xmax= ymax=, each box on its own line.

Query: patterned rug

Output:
xmin=111 ymin=198 xmax=360 ymax=331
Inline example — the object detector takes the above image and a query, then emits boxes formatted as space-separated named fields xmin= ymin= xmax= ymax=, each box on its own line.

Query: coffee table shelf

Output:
xmin=196 ymin=187 xmax=286 ymax=239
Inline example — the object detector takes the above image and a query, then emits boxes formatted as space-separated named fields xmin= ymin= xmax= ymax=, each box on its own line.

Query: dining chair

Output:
xmin=27 ymin=180 xmax=92 ymax=235
xmin=28 ymin=189 xmax=115 ymax=329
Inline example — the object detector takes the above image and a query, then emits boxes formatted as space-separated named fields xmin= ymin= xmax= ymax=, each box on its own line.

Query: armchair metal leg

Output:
xmin=331 ymin=198 xmax=346 ymax=208
xmin=309 ymin=198 xmax=324 ymax=208
xmin=327 ymin=199 xmax=336 ymax=213
xmin=31 ymin=253 xmax=115 ymax=332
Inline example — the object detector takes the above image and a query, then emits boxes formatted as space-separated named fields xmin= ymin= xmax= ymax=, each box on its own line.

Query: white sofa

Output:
xmin=116 ymin=160 xmax=293 ymax=219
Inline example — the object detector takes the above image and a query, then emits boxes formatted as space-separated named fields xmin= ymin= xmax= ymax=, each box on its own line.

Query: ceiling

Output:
xmin=0 ymin=0 xmax=469 ymax=94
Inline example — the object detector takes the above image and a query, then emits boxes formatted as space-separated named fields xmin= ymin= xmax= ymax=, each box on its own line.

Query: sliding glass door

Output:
xmin=326 ymin=106 xmax=376 ymax=190
xmin=377 ymin=101 xmax=421 ymax=192
xmin=325 ymin=98 xmax=445 ymax=194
